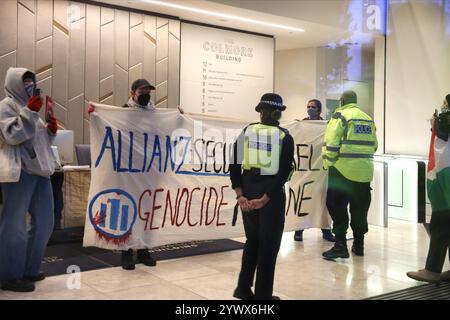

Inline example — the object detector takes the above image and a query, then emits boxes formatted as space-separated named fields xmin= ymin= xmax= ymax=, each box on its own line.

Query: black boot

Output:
xmin=1 ymin=279 xmax=35 ymax=292
xmin=294 ymin=230 xmax=304 ymax=242
xmin=352 ymin=236 xmax=364 ymax=256
xmin=322 ymin=238 xmax=349 ymax=259
xmin=321 ymin=229 xmax=336 ymax=242
xmin=233 ymin=287 xmax=254 ymax=300
xmin=137 ymin=249 xmax=157 ymax=267
xmin=24 ymin=272 xmax=46 ymax=282
xmin=121 ymin=249 xmax=135 ymax=270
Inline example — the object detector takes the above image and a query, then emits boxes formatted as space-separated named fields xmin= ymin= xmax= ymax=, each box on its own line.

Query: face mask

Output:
xmin=307 ymin=107 xmax=320 ymax=119
xmin=137 ymin=93 xmax=150 ymax=106
xmin=24 ymin=83 xmax=35 ymax=97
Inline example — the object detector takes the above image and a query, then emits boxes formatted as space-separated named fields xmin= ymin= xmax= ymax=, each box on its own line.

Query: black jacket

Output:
xmin=435 ymin=111 xmax=450 ymax=141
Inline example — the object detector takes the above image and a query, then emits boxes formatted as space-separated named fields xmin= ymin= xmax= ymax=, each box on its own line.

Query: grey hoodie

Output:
xmin=0 ymin=67 xmax=56 ymax=177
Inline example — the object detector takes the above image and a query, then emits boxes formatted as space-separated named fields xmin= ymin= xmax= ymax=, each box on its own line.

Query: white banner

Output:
xmin=83 ymin=104 xmax=331 ymax=250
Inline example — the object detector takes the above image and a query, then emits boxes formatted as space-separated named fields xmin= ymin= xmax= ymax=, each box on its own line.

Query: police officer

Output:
xmin=230 ymin=93 xmax=294 ymax=300
xmin=322 ymin=90 xmax=377 ymax=259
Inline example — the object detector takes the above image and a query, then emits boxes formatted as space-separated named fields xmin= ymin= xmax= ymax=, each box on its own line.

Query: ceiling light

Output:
xmin=143 ymin=0 xmax=305 ymax=32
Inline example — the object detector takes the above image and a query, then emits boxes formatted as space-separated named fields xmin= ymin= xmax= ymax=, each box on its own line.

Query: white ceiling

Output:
xmin=96 ymin=0 xmax=381 ymax=50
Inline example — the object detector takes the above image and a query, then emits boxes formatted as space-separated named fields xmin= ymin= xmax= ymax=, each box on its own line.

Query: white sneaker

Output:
xmin=440 ymin=270 xmax=450 ymax=282
xmin=407 ymin=269 xmax=441 ymax=283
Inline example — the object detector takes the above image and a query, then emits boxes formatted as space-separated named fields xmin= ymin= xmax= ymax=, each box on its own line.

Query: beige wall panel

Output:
xmin=143 ymin=34 xmax=156 ymax=86
xmin=36 ymin=0 xmax=53 ymax=40
xmin=155 ymin=80 xmax=167 ymax=107
xmin=99 ymin=76 xmax=113 ymax=101
xmin=68 ymin=94 xmax=84 ymax=144
xmin=83 ymin=118 xmax=90 ymax=144
xmin=35 ymin=36 xmax=52 ymax=73
xmin=128 ymin=63 xmax=142 ymax=88
xmin=17 ymin=3 xmax=35 ymax=71
xmin=52 ymin=27 xmax=69 ymax=106
xmin=168 ymin=33 xmax=179 ymax=108
xmin=100 ymin=21 xmax=114 ymax=81
xmin=36 ymin=67 xmax=51 ymax=82
xmin=69 ymin=16 xmax=86 ymax=99
xmin=54 ymin=0 xmax=69 ymax=31
xmin=18 ymin=0 xmax=35 ymax=13
xmin=156 ymin=57 xmax=167 ymax=86
xmin=102 ymin=95 xmax=114 ymax=106
xmin=68 ymin=1 xmax=85 ymax=36
xmin=169 ymin=19 xmax=180 ymax=39
xmin=157 ymin=17 xmax=168 ymax=28
xmin=2 ymin=1 xmax=179 ymax=147
xmin=114 ymin=10 xmax=129 ymax=70
xmin=0 ymin=51 xmax=17 ymax=101
xmin=0 ymin=1 xmax=18 ymax=56
xmin=36 ymin=71 xmax=51 ymax=98
xmin=69 ymin=1 xmax=85 ymax=21
xmin=114 ymin=64 xmax=128 ymax=107
xmin=144 ymin=15 xmax=156 ymax=39
xmin=156 ymin=100 xmax=167 ymax=109
xmin=85 ymin=4 xmax=100 ymax=103
xmin=101 ymin=7 xmax=114 ymax=25
xmin=129 ymin=23 xmax=143 ymax=69
xmin=83 ymin=99 xmax=90 ymax=120
xmin=54 ymin=102 xmax=68 ymax=127
xmin=36 ymin=75 xmax=52 ymax=119
xmin=156 ymin=24 xmax=168 ymax=62
xmin=130 ymin=12 xmax=142 ymax=28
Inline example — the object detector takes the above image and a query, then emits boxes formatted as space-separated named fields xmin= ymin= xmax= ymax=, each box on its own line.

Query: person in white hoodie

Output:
xmin=0 ymin=67 xmax=58 ymax=292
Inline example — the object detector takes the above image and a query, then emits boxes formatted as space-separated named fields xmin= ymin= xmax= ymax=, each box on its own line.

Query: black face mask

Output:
xmin=137 ymin=93 xmax=150 ymax=106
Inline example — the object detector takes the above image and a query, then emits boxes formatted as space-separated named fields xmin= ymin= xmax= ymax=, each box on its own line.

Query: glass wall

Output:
xmin=276 ymin=0 xmax=450 ymax=156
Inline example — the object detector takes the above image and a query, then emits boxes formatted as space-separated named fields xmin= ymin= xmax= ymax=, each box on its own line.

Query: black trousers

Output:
xmin=50 ymin=172 xmax=64 ymax=224
xmin=237 ymin=173 xmax=285 ymax=299
xmin=425 ymin=210 xmax=450 ymax=273
xmin=326 ymin=167 xmax=371 ymax=240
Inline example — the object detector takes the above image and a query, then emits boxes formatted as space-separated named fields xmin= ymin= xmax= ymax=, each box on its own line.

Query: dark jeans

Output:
xmin=326 ymin=167 xmax=371 ymax=240
xmin=50 ymin=172 xmax=64 ymax=226
xmin=0 ymin=171 xmax=54 ymax=280
xmin=425 ymin=210 xmax=450 ymax=273
xmin=237 ymin=173 xmax=285 ymax=299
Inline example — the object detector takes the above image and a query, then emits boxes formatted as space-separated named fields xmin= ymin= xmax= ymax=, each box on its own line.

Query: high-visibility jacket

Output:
xmin=322 ymin=103 xmax=378 ymax=183
xmin=243 ymin=123 xmax=286 ymax=175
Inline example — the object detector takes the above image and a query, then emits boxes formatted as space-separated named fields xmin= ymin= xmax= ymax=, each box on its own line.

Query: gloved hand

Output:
xmin=87 ymin=103 xmax=95 ymax=114
xmin=47 ymin=114 xmax=58 ymax=134
xmin=27 ymin=96 xmax=43 ymax=112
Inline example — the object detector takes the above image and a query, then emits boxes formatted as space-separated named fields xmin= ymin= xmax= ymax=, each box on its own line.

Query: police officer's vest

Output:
xmin=324 ymin=103 xmax=377 ymax=182
xmin=243 ymin=123 xmax=285 ymax=176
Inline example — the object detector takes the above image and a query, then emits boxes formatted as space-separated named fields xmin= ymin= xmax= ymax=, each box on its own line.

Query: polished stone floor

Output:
xmin=1 ymin=219 xmax=448 ymax=300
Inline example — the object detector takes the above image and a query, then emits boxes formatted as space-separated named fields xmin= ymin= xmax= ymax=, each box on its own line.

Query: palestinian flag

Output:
xmin=427 ymin=126 xmax=450 ymax=212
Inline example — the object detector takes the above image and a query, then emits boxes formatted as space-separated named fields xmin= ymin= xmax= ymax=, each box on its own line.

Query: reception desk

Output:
xmin=61 ymin=166 xmax=90 ymax=228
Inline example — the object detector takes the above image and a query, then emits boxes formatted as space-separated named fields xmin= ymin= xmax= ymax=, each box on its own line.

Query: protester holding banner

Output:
xmin=321 ymin=90 xmax=377 ymax=260
xmin=407 ymin=94 xmax=450 ymax=283
xmin=230 ymin=93 xmax=294 ymax=300
xmin=0 ymin=68 xmax=58 ymax=292
xmin=121 ymin=79 xmax=158 ymax=270
xmin=294 ymin=99 xmax=335 ymax=243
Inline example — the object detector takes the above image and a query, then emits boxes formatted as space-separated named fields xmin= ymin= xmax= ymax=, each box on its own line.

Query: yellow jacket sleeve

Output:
xmin=322 ymin=115 xmax=346 ymax=169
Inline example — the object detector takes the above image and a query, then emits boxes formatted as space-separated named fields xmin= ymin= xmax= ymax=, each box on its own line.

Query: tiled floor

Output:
xmin=1 ymin=219 xmax=449 ymax=300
